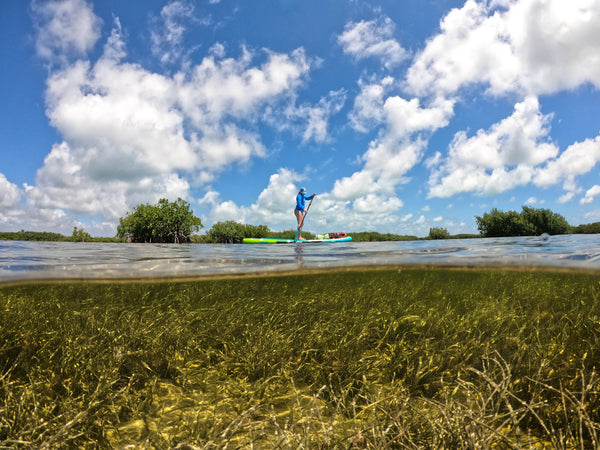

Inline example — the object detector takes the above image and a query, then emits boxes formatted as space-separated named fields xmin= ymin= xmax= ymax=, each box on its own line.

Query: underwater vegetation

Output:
xmin=1 ymin=267 xmax=600 ymax=448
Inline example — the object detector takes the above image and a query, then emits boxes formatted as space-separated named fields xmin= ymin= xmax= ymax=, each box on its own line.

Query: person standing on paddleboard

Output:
xmin=295 ymin=187 xmax=316 ymax=240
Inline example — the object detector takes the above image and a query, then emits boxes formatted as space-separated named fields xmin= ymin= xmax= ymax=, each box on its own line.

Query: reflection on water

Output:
xmin=1 ymin=234 xmax=600 ymax=282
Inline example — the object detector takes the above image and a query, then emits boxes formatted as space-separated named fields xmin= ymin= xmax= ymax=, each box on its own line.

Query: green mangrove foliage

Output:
xmin=116 ymin=197 xmax=202 ymax=243
xmin=571 ymin=221 xmax=600 ymax=234
xmin=476 ymin=206 xmax=570 ymax=237
xmin=348 ymin=231 xmax=419 ymax=241
xmin=0 ymin=230 xmax=69 ymax=241
xmin=428 ymin=227 xmax=450 ymax=239
xmin=2 ymin=268 xmax=600 ymax=448
xmin=201 ymin=221 xmax=317 ymax=243
xmin=0 ymin=229 xmax=120 ymax=242
xmin=205 ymin=220 xmax=269 ymax=243
xmin=70 ymin=227 xmax=92 ymax=242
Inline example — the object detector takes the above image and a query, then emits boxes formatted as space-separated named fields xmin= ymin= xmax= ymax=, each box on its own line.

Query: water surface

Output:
xmin=2 ymin=234 xmax=600 ymax=282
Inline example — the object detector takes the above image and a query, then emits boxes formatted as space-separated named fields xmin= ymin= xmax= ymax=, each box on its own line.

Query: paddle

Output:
xmin=294 ymin=197 xmax=313 ymax=241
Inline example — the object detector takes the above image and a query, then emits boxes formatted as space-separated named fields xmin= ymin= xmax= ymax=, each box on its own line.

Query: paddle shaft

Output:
xmin=294 ymin=197 xmax=313 ymax=241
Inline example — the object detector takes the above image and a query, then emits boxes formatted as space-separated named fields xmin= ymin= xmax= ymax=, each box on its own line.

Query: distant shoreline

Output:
xmin=0 ymin=230 xmax=482 ymax=243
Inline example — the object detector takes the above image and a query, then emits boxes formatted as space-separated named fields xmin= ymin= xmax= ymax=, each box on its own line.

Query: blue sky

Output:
xmin=1 ymin=0 xmax=600 ymax=237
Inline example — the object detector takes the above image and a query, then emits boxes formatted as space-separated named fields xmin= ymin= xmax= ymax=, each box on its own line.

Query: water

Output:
xmin=2 ymin=234 xmax=600 ymax=282
xmin=3 ymin=237 xmax=600 ymax=447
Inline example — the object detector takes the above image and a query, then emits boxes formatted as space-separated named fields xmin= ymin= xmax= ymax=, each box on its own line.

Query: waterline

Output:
xmin=2 ymin=234 xmax=600 ymax=282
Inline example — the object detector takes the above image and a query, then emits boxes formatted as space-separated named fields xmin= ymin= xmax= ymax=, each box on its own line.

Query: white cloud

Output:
xmin=558 ymin=192 xmax=575 ymax=204
xmin=328 ymin=73 xmax=455 ymax=229
xmin=32 ymin=0 xmax=102 ymax=64
xmin=406 ymin=0 xmax=600 ymax=97
xmin=20 ymin=0 xmax=600 ymax=236
xmin=581 ymin=185 xmax=600 ymax=205
xmin=349 ymin=77 xmax=394 ymax=133
xmin=176 ymin=47 xmax=310 ymax=124
xmin=26 ymin=2 xmax=315 ymax=232
xmin=506 ymin=0 xmax=600 ymax=94
xmin=26 ymin=141 xmax=191 ymax=220
xmin=102 ymin=18 xmax=127 ymax=61
xmin=352 ymin=193 xmax=403 ymax=214
xmin=525 ymin=197 xmax=537 ymax=205
xmin=414 ymin=0 xmax=600 ymax=205
xmin=383 ymin=96 xmax=454 ymax=138
xmin=209 ymin=200 xmax=244 ymax=223
xmin=335 ymin=92 xmax=453 ymax=199
xmin=207 ymin=168 xmax=302 ymax=228
xmin=0 ymin=173 xmax=22 ymax=208
xmin=428 ymin=97 xmax=558 ymax=197
xmin=151 ymin=1 xmax=202 ymax=65
xmin=197 ymin=190 xmax=220 ymax=207
xmin=299 ymin=90 xmax=346 ymax=143
xmin=194 ymin=124 xmax=265 ymax=169
xmin=46 ymin=58 xmax=196 ymax=179
xmin=330 ymin=90 xmax=454 ymax=217
xmin=533 ymin=135 xmax=600 ymax=194
xmin=266 ymin=89 xmax=347 ymax=143
xmin=338 ymin=17 xmax=408 ymax=69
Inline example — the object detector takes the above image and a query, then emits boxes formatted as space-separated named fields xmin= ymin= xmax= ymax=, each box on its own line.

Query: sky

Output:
xmin=1 ymin=0 xmax=600 ymax=237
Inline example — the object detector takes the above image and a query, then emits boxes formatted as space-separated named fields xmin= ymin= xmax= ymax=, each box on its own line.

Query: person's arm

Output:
xmin=305 ymin=193 xmax=316 ymax=201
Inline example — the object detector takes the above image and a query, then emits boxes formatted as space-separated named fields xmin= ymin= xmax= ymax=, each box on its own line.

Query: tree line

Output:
xmin=0 ymin=228 xmax=121 ymax=242
xmin=1 ymin=202 xmax=599 ymax=243
xmin=475 ymin=206 xmax=571 ymax=237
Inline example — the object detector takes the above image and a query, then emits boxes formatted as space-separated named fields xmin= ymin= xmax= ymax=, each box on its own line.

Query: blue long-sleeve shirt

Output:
xmin=295 ymin=193 xmax=314 ymax=211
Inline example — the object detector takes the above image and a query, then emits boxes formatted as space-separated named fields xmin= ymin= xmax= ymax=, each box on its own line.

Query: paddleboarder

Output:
xmin=295 ymin=187 xmax=316 ymax=240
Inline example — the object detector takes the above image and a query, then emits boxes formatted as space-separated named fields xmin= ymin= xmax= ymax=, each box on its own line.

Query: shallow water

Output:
xmin=2 ymin=234 xmax=600 ymax=282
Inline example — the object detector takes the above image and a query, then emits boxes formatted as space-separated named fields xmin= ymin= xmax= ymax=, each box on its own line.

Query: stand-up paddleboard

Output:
xmin=243 ymin=236 xmax=352 ymax=244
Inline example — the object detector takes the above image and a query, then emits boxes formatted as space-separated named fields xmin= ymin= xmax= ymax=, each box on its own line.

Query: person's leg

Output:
xmin=294 ymin=209 xmax=304 ymax=239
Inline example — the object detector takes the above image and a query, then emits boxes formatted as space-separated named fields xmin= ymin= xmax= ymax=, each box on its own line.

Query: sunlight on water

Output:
xmin=1 ymin=234 xmax=600 ymax=282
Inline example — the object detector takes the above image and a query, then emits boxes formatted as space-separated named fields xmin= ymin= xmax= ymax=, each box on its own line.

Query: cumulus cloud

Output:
xmin=207 ymin=168 xmax=302 ymax=228
xmin=411 ymin=0 xmax=600 ymax=211
xmin=194 ymin=125 xmax=265 ymax=169
xmin=384 ymin=96 xmax=454 ymax=137
xmin=32 ymin=0 xmax=102 ymax=64
xmin=298 ymin=91 xmax=347 ymax=143
xmin=45 ymin=58 xmax=195 ymax=179
xmin=581 ymin=186 xmax=600 ymax=205
xmin=533 ymin=135 xmax=600 ymax=194
xmin=175 ymin=47 xmax=310 ymax=124
xmin=525 ymin=197 xmax=538 ymax=205
xmin=406 ymin=0 xmax=600 ymax=97
xmin=23 ymin=0 xmax=317 ymax=233
xmin=0 ymin=173 xmax=22 ymax=208
xmin=349 ymin=77 xmax=394 ymax=133
xmin=338 ymin=17 xmax=408 ymax=69
xmin=333 ymin=91 xmax=453 ymax=205
xmin=26 ymin=142 xmax=191 ymax=220
xmin=323 ymin=70 xmax=455 ymax=231
xmin=265 ymin=89 xmax=347 ymax=143
xmin=428 ymin=97 xmax=558 ymax=197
